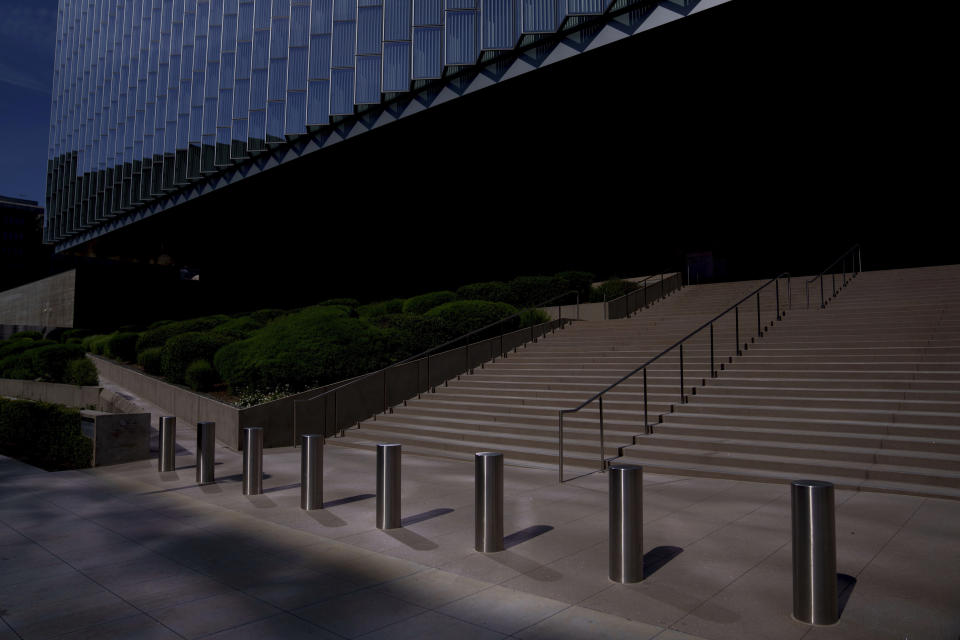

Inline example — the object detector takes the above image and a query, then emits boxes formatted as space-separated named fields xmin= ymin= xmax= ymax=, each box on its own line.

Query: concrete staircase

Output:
xmin=332 ymin=264 xmax=960 ymax=498
xmin=331 ymin=277 xmax=786 ymax=474
xmin=619 ymin=264 xmax=960 ymax=499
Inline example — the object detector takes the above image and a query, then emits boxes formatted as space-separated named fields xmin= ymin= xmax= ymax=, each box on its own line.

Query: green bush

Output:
xmin=60 ymin=328 xmax=93 ymax=343
xmin=65 ymin=358 xmax=99 ymax=386
xmin=455 ymin=281 xmax=511 ymax=303
xmin=81 ymin=334 xmax=112 ymax=355
xmin=185 ymin=359 xmax=219 ymax=392
xmin=214 ymin=305 xmax=401 ymax=393
xmin=554 ymin=270 xmax=595 ymax=300
xmin=9 ymin=331 xmax=42 ymax=340
xmin=0 ymin=398 xmax=92 ymax=470
xmin=319 ymin=298 xmax=359 ymax=308
xmin=135 ymin=314 xmax=231 ymax=354
xmin=518 ymin=308 xmax=551 ymax=327
xmin=0 ymin=337 xmax=50 ymax=360
xmin=503 ymin=275 xmax=569 ymax=307
xmin=105 ymin=332 xmax=140 ymax=362
xmin=591 ymin=278 xmax=638 ymax=302
xmin=369 ymin=313 xmax=448 ymax=356
xmin=357 ymin=298 xmax=405 ymax=318
xmin=248 ymin=308 xmax=286 ymax=324
xmin=137 ymin=347 xmax=163 ymax=375
xmin=161 ymin=332 xmax=236 ymax=384
xmin=403 ymin=290 xmax=458 ymax=315
xmin=424 ymin=300 xmax=518 ymax=342
xmin=211 ymin=316 xmax=264 ymax=339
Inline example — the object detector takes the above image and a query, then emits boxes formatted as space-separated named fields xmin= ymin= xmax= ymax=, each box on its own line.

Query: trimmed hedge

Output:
xmin=369 ymin=313 xmax=448 ymax=355
xmin=135 ymin=314 xmax=231 ymax=354
xmin=10 ymin=331 xmax=42 ymax=340
xmin=0 ymin=343 xmax=86 ymax=383
xmin=248 ymin=308 xmax=286 ymax=324
xmin=137 ymin=347 xmax=163 ymax=375
xmin=455 ymin=281 xmax=511 ymax=303
xmin=105 ymin=332 xmax=140 ymax=362
xmin=358 ymin=298 xmax=405 ymax=318
xmin=214 ymin=305 xmax=402 ymax=392
xmin=210 ymin=316 xmax=264 ymax=339
xmin=518 ymin=308 xmax=551 ymax=327
xmin=0 ymin=397 xmax=92 ymax=471
xmin=160 ymin=332 xmax=236 ymax=384
xmin=65 ymin=358 xmax=99 ymax=386
xmin=402 ymin=290 xmax=458 ymax=315
xmin=185 ymin=359 xmax=218 ymax=392
xmin=424 ymin=300 xmax=518 ymax=342
xmin=319 ymin=298 xmax=359 ymax=308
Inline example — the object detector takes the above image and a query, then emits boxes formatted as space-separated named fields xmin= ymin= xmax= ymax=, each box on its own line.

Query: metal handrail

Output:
xmin=558 ymin=272 xmax=792 ymax=482
xmin=805 ymin=244 xmax=861 ymax=309
xmin=292 ymin=289 xmax=582 ymax=440
xmin=604 ymin=270 xmax=682 ymax=319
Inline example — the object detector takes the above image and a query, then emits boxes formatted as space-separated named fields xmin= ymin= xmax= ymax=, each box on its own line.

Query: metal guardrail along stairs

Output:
xmin=331 ymin=264 xmax=960 ymax=499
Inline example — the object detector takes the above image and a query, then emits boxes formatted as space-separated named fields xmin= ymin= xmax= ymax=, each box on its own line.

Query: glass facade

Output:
xmin=45 ymin=0 xmax=707 ymax=246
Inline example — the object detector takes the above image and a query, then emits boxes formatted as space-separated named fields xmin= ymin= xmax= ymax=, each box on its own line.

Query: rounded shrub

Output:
xmin=105 ymin=332 xmax=140 ymax=362
xmin=503 ymin=275 xmax=565 ymax=307
xmin=248 ymin=308 xmax=286 ymax=324
xmin=137 ymin=347 xmax=163 ymax=375
xmin=358 ymin=298 xmax=405 ymax=318
xmin=455 ymin=281 xmax=511 ymax=303
xmin=160 ymin=332 xmax=236 ymax=384
xmin=82 ymin=334 xmax=112 ymax=355
xmin=0 ymin=337 xmax=49 ymax=360
xmin=211 ymin=316 xmax=264 ymax=339
xmin=369 ymin=313 xmax=448 ymax=356
xmin=424 ymin=300 xmax=518 ymax=342
xmin=554 ymin=270 xmax=595 ymax=301
xmin=9 ymin=331 xmax=42 ymax=340
xmin=214 ymin=305 xmax=401 ymax=393
xmin=319 ymin=298 xmax=359 ymax=308
xmin=24 ymin=343 xmax=86 ymax=383
xmin=135 ymin=314 xmax=231 ymax=353
xmin=185 ymin=359 xmax=219 ymax=392
xmin=60 ymin=328 xmax=93 ymax=343
xmin=65 ymin=358 xmax=99 ymax=386
xmin=402 ymin=290 xmax=458 ymax=315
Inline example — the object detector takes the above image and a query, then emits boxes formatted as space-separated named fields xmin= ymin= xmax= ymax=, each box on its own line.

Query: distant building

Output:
xmin=0 ymin=196 xmax=47 ymax=292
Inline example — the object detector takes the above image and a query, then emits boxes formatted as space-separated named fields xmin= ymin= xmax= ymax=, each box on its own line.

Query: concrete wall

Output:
xmin=0 ymin=269 xmax=76 ymax=328
xmin=0 ymin=378 xmax=101 ymax=408
xmin=80 ymin=410 xmax=152 ymax=466
xmin=90 ymin=355 xmax=243 ymax=450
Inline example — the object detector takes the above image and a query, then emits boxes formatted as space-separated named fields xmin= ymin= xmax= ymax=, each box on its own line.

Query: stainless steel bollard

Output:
xmin=300 ymin=434 xmax=323 ymax=510
xmin=475 ymin=452 xmax=504 ymax=552
xmin=158 ymin=416 xmax=176 ymax=472
xmin=792 ymin=480 xmax=838 ymax=625
xmin=376 ymin=444 xmax=402 ymax=529
xmin=196 ymin=421 xmax=216 ymax=485
xmin=609 ymin=464 xmax=643 ymax=583
xmin=241 ymin=427 xmax=264 ymax=496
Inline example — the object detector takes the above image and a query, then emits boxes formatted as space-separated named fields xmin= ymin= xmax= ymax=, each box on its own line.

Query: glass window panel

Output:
xmin=329 ymin=67 xmax=354 ymax=114
xmin=444 ymin=11 xmax=477 ymax=65
xmin=356 ymin=6 xmax=382 ymax=55
xmin=381 ymin=40 xmax=409 ymax=91
xmin=384 ymin=0 xmax=412 ymax=41
xmin=266 ymin=99 xmax=284 ymax=140
xmin=355 ymin=54 xmax=380 ymax=103
xmin=412 ymin=26 xmax=441 ymax=78
xmin=288 ymin=46 xmax=308 ymax=90
xmin=331 ymin=21 xmax=355 ymax=67
xmin=284 ymin=89 xmax=306 ymax=134
xmin=290 ymin=3 xmax=309 ymax=46
xmin=306 ymin=78 xmax=329 ymax=123
xmin=413 ymin=0 xmax=442 ymax=25
xmin=309 ymin=33 xmax=331 ymax=78
xmin=481 ymin=0 xmax=516 ymax=49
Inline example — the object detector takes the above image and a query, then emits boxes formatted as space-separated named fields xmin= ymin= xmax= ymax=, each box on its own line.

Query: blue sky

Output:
xmin=0 ymin=0 xmax=59 ymax=204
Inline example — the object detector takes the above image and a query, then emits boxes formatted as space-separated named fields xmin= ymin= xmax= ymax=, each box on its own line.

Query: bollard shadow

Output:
xmin=220 ymin=473 xmax=273 ymax=483
xmin=306 ymin=509 xmax=347 ymax=527
xmin=264 ymin=482 xmax=301 ymax=494
xmin=385 ymin=528 xmax=438 ymax=551
xmin=643 ymin=546 xmax=683 ymax=578
xmin=245 ymin=495 xmax=276 ymax=509
xmin=323 ymin=493 xmax=375 ymax=508
xmin=401 ymin=508 xmax=454 ymax=527
xmin=159 ymin=471 xmax=179 ymax=482
xmin=838 ymin=573 xmax=857 ymax=617
xmin=504 ymin=525 xmax=554 ymax=550
xmin=199 ymin=484 xmax=222 ymax=494
xmin=176 ymin=462 xmax=222 ymax=471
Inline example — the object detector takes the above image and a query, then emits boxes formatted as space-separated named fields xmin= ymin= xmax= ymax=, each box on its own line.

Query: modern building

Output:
xmin=38 ymin=0 xmax=952 ymax=307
